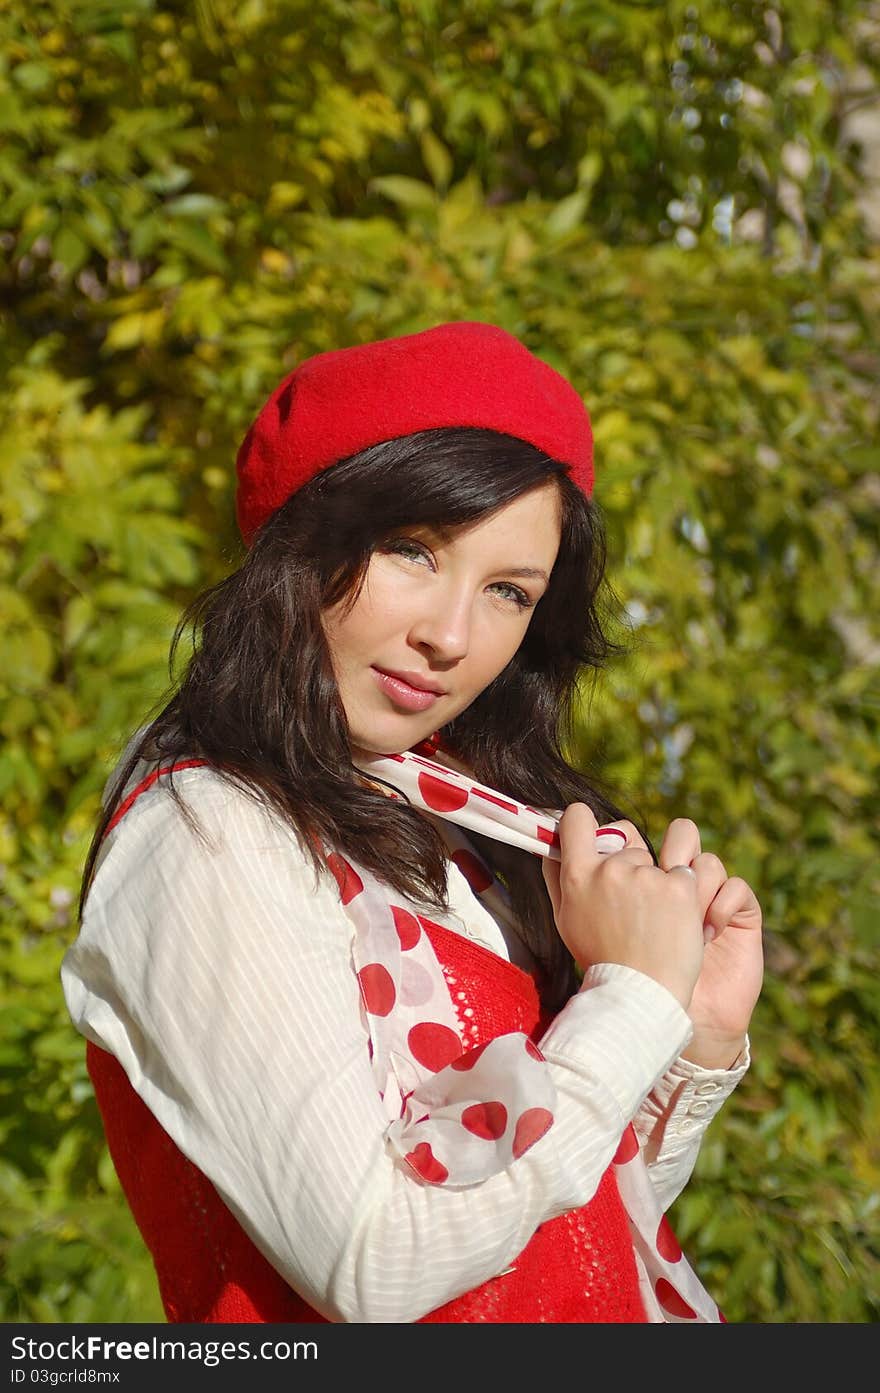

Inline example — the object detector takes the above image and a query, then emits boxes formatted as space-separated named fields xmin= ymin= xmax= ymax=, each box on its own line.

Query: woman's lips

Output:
xmin=372 ymin=668 xmax=441 ymax=712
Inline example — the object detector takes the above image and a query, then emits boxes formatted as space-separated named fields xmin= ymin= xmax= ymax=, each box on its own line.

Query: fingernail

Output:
xmin=703 ymin=924 xmax=716 ymax=944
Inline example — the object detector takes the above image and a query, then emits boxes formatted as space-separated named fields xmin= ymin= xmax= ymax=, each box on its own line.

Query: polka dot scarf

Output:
xmin=325 ymin=744 xmax=724 ymax=1323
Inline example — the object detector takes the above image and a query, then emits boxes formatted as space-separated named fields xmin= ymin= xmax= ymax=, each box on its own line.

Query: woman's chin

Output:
xmin=349 ymin=729 xmax=430 ymax=759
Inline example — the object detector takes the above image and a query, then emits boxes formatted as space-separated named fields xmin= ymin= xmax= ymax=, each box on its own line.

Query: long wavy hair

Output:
xmin=78 ymin=427 xmax=649 ymax=1008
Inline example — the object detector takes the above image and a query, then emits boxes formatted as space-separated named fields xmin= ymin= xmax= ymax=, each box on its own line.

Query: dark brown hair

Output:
xmin=78 ymin=428 xmax=649 ymax=1008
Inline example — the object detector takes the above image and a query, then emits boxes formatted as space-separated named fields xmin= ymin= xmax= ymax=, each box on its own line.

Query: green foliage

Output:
xmin=1 ymin=0 xmax=878 ymax=1323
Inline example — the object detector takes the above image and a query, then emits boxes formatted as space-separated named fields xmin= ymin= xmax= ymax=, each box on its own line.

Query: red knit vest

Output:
xmin=86 ymin=767 xmax=646 ymax=1323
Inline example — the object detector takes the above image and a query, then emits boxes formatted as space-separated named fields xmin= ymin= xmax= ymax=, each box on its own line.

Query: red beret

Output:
xmin=235 ymin=320 xmax=593 ymax=547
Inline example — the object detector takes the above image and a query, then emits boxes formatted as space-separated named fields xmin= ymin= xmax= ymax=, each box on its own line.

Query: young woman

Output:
xmin=62 ymin=321 xmax=763 ymax=1324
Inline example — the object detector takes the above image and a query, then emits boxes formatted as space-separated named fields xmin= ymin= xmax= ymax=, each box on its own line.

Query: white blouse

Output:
xmin=61 ymin=753 xmax=748 ymax=1323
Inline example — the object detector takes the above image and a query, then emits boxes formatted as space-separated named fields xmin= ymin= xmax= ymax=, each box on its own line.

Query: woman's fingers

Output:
xmin=657 ymin=819 xmax=762 ymax=944
xmin=703 ymin=875 xmax=763 ymax=941
xmin=556 ymin=805 xmax=654 ymax=887
xmin=549 ymin=805 xmax=762 ymax=1021
xmin=548 ymin=803 xmax=705 ymax=1006
xmin=557 ymin=800 xmax=599 ymax=838
xmin=658 ymin=822 xmax=728 ymax=932
xmin=558 ymin=806 xmax=653 ymax=860
xmin=658 ymin=817 xmax=702 ymax=870
xmin=554 ymin=802 xmax=600 ymax=874
xmin=690 ymin=852 xmax=728 ymax=928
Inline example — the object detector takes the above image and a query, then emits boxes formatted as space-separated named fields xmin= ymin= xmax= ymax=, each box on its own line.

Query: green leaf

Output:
xmin=368 ymin=175 xmax=438 ymax=211
xmin=52 ymin=227 xmax=89 ymax=276
xmin=420 ymin=130 xmax=453 ymax=192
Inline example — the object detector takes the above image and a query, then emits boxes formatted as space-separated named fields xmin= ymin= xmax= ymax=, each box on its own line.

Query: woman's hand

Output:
xmin=541 ymin=807 xmax=764 ymax=1071
xmin=657 ymin=818 xmax=763 ymax=1070
xmin=541 ymin=803 xmax=706 ymax=1010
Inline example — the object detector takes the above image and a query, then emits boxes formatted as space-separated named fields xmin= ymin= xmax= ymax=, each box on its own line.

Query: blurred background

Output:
xmin=1 ymin=0 xmax=878 ymax=1323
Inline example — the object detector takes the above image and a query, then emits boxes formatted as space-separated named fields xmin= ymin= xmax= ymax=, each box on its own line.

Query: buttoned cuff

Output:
xmin=634 ymin=1037 xmax=751 ymax=1209
xmin=640 ymin=1036 xmax=751 ymax=1144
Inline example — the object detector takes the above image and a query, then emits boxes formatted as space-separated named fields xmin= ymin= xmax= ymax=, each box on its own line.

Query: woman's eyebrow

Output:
xmin=502 ymin=566 xmax=550 ymax=582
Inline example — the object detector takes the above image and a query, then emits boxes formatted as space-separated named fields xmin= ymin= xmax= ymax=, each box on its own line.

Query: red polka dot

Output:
xmin=536 ymin=825 xmax=561 ymax=849
xmin=719 ymin=1309 xmax=728 ymax=1323
xmin=418 ymin=772 xmax=469 ymax=812
xmin=405 ymin=1142 xmax=449 ymax=1184
xmin=613 ymin=1123 xmax=640 ymax=1165
xmin=450 ymin=1039 xmax=492 ymax=1071
xmin=451 ymin=849 xmax=493 ymax=894
xmin=357 ymin=963 xmax=396 ymax=1017
xmin=390 ymin=904 xmax=421 ymax=949
xmin=512 ymin=1107 xmax=554 ymax=1158
xmin=656 ymin=1215 xmax=683 ymax=1263
xmin=408 ymin=1022 xmax=463 ymax=1071
xmin=655 ymin=1279 xmax=697 ymax=1320
xmin=461 ymin=1101 xmax=508 ymax=1140
xmin=524 ymin=1039 xmax=544 ymax=1062
xmin=326 ymin=853 xmax=364 ymax=904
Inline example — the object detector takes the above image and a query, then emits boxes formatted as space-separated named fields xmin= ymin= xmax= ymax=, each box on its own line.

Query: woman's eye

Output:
xmin=383 ymin=538 xmax=431 ymax=564
xmin=490 ymin=582 xmax=534 ymax=611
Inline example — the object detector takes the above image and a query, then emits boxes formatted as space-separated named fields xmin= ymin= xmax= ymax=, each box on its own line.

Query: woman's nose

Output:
xmin=408 ymin=588 xmax=472 ymax=661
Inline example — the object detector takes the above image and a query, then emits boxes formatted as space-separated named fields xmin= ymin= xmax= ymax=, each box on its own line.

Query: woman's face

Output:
xmin=322 ymin=481 xmax=562 ymax=756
